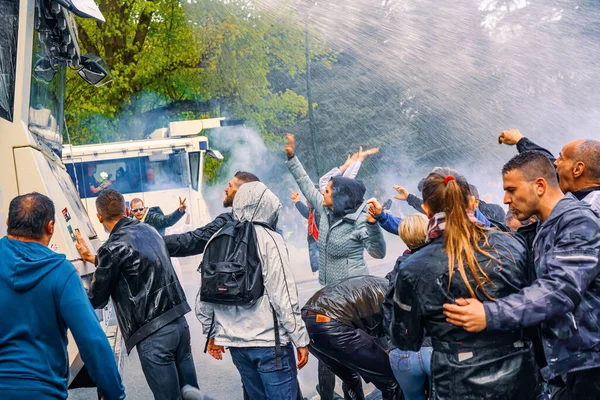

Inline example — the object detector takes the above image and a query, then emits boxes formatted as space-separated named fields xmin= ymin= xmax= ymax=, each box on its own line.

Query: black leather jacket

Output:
xmin=303 ymin=275 xmax=388 ymax=337
xmin=89 ymin=218 xmax=190 ymax=353
xmin=391 ymin=230 xmax=541 ymax=399
xmin=144 ymin=206 xmax=185 ymax=236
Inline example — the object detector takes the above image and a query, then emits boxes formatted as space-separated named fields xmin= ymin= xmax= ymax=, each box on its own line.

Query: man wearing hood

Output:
xmin=443 ymin=151 xmax=600 ymax=399
xmin=197 ymin=182 xmax=310 ymax=400
xmin=284 ymin=134 xmax=386 ymax=286
xmin=0 ymin=193 xmax=125 ymax=400
xmin=75 ymin=189 xmax=198 ymax=399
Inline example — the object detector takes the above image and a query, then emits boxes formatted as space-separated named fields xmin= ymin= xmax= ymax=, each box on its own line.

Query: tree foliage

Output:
xmin=66 ymin=0 xmax=332 ymax=144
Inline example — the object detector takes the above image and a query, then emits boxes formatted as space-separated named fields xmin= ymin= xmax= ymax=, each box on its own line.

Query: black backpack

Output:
xmin=199 ymin=220 xmax=271 ymax=306
xmin=200 ymin=219 xmax=284 ymax=368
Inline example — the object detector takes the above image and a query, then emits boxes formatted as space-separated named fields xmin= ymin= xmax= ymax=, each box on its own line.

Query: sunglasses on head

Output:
xmin=131 ymin=208 xmax=145 ymax=213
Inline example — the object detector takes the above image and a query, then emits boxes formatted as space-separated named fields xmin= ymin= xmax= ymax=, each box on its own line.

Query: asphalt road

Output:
xmin=69 ymin=254 xmax=395 ymax=400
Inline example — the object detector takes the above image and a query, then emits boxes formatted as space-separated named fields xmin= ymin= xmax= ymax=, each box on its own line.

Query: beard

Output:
xmin=223 ymin=195 xmax=234 ymax=208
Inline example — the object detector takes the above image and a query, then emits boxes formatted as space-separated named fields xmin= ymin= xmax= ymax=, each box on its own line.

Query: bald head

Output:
xmin=555 ymin=139 xmax=600 ymax=193
xmin=575 ymin=140 xmax=600 ymax=180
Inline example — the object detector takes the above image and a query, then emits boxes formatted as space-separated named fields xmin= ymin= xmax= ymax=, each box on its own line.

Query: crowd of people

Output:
xmin=1 ymin=128 xmax=600 ymax=400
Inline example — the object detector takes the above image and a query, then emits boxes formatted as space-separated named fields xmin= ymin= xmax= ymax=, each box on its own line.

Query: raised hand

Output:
xmin=498 ymin=129 xmax=524 ymax=145
xmin=284 ymin=133 xmax=295 ymax=158
xmin=290 ymin=189 xmax=301 ymax=204
xmin=357 ymin=147 xmax=380 ymax=162
xmin=393 ymin=184 xmax=409 ymax=201
xmin=366 ymin=197 xmax=383 ymax=219
xmin=179 ymin=197 xmax=187 ymax=212
xmin=339 ymin=152 xmax=360 ymax=172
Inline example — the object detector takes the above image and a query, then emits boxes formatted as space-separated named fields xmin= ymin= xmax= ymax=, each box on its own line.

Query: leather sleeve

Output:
xmin=390 ymin=268 xmax=424 ymax=351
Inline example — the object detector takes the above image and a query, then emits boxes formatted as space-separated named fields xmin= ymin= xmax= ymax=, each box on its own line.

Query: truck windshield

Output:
xmin=0 ymin=0 xmax=19 ymax=122
xmin=28 ymin=10 xmax=65 ymax=158
xmin=66 ymin=150 xmax=190 ymax=198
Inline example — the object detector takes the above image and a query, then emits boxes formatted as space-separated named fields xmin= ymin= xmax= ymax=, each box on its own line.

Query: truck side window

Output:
xmin=189 ymin=152 xmax=200 ymax=191
xmin=0 ymin=0 xmax=19 ymax=122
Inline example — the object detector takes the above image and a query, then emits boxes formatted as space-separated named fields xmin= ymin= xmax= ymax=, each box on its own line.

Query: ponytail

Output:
xmin=422 ymin=170 xmax=497 ymax=300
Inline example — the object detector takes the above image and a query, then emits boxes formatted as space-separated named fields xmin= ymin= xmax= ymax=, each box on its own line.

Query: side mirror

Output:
xmin=33 ymin=57 xmax=57 ymax=83
xmin=77 ymin=53 xmax=113 ymax=87
xmin=207 ymin=149 xmax=224 ymax=160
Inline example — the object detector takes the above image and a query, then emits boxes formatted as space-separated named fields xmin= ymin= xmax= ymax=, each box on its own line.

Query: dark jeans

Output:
xmin=230 ymin=343 xmax=298 ymax=400
xmin=303 ymin=314 xmax=402 ymax=400
xmin=318 ymin=360 xmax=337 ymax=400
xmin=137 ymin=316 xmax=198 ymax=400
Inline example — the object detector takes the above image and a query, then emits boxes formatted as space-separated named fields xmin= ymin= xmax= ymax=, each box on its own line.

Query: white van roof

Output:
xmin=63 ymin=136 xmax=208 ymax=162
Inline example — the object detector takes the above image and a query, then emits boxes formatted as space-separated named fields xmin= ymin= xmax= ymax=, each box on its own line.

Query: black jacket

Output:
xmin=144 ymin=206 xmax=185 ymax=236
xmin=484 ymin=194 xmax=600 ymax=380
xmin=383 ymin=249 xmax=432 ymax=348
xmin=89 ymin=218 xmax=190 ymax=353
xmin=303 ymin=275 xmax=388 ymax=337
xmin=391 ymin=230 xmax=541 ymax=399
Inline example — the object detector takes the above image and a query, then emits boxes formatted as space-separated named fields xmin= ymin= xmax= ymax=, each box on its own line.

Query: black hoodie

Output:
xmin=331 ymin=176 xmax=366 ymax=218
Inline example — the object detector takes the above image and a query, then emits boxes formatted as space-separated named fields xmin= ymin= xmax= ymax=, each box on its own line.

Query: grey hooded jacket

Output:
xmin=287 ymin=155 xmax=386 ymax=285
xmin=196 ymin=182 xmax=309 ymax=348
xmin=484 ymin=194 xmax=600 ymax=380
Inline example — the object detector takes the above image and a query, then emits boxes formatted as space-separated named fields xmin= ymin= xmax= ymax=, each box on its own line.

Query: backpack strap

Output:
xmin=272 ymin=310 xmax=282 ymax=369
xmin=203 ymin=313 xmax=215 ymax=354
xmin=252 ymin=221 xmax=275 ymax=231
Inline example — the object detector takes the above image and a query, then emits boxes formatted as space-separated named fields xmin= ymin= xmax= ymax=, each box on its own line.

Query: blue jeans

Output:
xmin=230 ymin=344 xmax=298 ymax=400
xmin=389 ymin=347 xmax=432 ymax=400
xmin=137 ymin=316 xmax=198 ymax=400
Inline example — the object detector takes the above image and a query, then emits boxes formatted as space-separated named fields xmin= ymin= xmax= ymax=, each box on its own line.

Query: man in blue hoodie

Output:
xmin=0 ymin=192 xmax=125 ymax=400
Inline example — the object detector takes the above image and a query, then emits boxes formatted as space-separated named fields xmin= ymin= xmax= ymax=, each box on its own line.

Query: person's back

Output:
xmin=398 ymin=231 xmax=529 ymax=345
xmin=0 ymin=193 xmax=124 ymax=400
xmin=96 ymin=217 xmax=189 ymax=352
xmin=391 ymin=169 xmax=540 ymax=400
xmin=303 ymin=275 xmax=387 ymax=336
xmin=76 ymin=188 xmax=197 ymax=399
xmin=197 ymin=182 xmax=309 ymax=400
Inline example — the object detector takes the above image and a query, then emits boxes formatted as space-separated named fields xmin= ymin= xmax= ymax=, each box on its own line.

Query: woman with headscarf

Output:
xmin=284 ymin=134 xmax=386 ymax=286
xmin=390 ymin=168 xmax=541 ymax=399
xmin=285 ymin=134 xmax=386 ymax=400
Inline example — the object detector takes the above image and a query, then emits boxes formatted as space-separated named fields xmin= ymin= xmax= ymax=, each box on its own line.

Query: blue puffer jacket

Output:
xmin=287 ymin=155 xmax=386 ymax=285
xmin=484 ymin=194 xmax=600 ymax=380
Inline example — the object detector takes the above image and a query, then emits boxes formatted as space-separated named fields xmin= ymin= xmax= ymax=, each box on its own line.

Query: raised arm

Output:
xmin=295 ymin=201 xmax=310 ymax=220
xmin=285 ymin=134 xmax=325 ymax=211
xmin=367 ymin=198 xmax=401 ymax=235
xmin=356 ymin=206 xmax=387 ymax=259
xmin=499 ymin=129 xmax=555 ymax=163
xmin=163 ymin=212 xmax=233 ymax=257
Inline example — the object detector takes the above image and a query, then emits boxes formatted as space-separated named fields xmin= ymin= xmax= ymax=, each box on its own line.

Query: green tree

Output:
xmin=66 ymin=0 xmax=332 ymax=144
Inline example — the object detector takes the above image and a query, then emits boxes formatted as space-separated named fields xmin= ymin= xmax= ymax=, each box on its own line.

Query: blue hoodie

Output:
xmin=0 ymin=237 xmax=125 ymax=400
